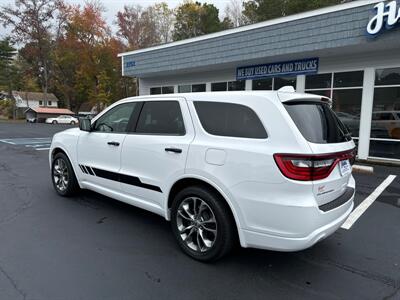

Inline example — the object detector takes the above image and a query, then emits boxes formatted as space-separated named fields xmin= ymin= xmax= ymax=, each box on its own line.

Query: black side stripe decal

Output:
xmin=80 ymin=165 xmax=162 ymax=193
xmin=86 ymin=166 xmax=94 ymax=176
xmin=79 ymin=164 xmax=87 ymax=174
xmin=119 ymin=174 xmax=162 ymax=193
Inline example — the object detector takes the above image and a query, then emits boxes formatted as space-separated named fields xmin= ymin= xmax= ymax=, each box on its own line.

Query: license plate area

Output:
xmin=339 ymin=159 xmax=351 ymax=176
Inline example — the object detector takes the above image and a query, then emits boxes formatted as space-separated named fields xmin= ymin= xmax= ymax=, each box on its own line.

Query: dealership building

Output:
xmin=119 ymin=0 xmax=400 ymax=162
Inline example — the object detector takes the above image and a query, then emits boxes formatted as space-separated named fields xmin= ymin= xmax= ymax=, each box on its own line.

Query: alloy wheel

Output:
xmin=53 ymin=158 xmax=69 ymax=192
xmin=176 ymin=197 xmax=218 ymax=253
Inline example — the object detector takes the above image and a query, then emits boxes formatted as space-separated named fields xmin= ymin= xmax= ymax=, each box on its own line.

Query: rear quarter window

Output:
xmin=194 ymin=101 xmax=267 ymax=139
xmin=284 ymin=101 xmax=351 ymax=144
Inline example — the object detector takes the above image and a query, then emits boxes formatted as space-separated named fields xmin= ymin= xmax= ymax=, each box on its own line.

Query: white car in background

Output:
xmin=46 ymin=115 xmax=78 ymax=125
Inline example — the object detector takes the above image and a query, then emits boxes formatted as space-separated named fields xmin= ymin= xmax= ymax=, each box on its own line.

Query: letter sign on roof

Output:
xmin=367 ymin=1 xmax=400 ymax=35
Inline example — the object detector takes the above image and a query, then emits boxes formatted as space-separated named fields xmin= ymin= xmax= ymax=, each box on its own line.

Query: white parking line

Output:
xmin=25 ymin=144 xmax=51 ymax=148
xmin=36 ymin=148 xmax=50 ymax=151
xmin=0 ymin=140 xmax=16 ymax=145
xmin=341 ymin=175 xmax=397 ymax=230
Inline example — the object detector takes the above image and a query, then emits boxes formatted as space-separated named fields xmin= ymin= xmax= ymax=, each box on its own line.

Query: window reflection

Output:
xmin=305 ymin=71 xmax=363 ymax=138
xmin=274 ymin=76 xmax=296 ymax=90
xmin=371 ymin=69 xmax=400 ymax=159
xmin=375 ymin=68 xmax=400 ymax=86
xmin=371 ymin=87 xmax=400 ymax=140
xmin=252 ymin=78 xmax=273 ymax=90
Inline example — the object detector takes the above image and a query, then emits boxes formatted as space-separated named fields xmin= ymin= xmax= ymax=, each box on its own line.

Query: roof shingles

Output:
xmin=12 ymin=91 xmax=59 ymax=102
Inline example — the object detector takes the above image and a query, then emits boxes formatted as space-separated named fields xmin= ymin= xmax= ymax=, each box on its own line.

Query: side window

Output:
xmin=194 ymin=101 xmax=267 ymax=139
xmin=93 ymin=102 xmax=137 ymax=133
xmin=135 ymin=101 xmax=185 ymax=135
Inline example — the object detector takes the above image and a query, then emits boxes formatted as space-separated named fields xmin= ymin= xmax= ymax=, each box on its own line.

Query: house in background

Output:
xmin=77 ymin=102 xmax=99 ymax=118
xmin=25 ymin=107 xmax=75 ymax=123
xmin=12 ymin=91 xmax=59 ymax=118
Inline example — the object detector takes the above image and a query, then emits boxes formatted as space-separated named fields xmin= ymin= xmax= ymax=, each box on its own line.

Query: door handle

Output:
xmin=165 ymin=147 xmax=182 ymax=154
xmin=107 ymin=141 xmax=120 ymax=146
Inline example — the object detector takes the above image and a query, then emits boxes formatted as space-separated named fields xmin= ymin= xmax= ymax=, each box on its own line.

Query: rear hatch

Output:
xmin=277 ymin=98 xmax=355 ymax=207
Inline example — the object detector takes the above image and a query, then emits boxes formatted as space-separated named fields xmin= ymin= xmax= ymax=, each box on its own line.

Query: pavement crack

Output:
xmin=300 ymin=254 xmax=396 ymax=288
xmin=145 ymin=271 xmax=161 ymax=284
xmin=97 ymin=216 xmax=107 ymax=224
xmin=0 ymin=184 xmax=33 ymax=226
xmin=383 ymin=285 xmax=400 ymax=300
xmin=0 ymin=261 xmax=27 ymax=300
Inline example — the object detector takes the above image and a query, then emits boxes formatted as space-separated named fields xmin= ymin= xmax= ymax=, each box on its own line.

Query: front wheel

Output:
xmin=70 ymin=121 xmax=75 ymax=125
xmin=51 ymin=153 xmax=79 ymax=196
xmin=171 ymin=186 xmax=236 ymax=262
xmin=52 ymin=120 xmax=57 ymax=124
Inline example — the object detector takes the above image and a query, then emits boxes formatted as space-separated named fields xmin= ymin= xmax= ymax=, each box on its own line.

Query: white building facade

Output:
xmin=13 ymin=91 xmax=59 ymax=109
xmin=119 ymin=0 xmax=400 ymax=162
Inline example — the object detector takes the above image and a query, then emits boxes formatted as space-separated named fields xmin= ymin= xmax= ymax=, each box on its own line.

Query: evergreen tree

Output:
xmin=243 ymin=0 xmax=346 ymax=24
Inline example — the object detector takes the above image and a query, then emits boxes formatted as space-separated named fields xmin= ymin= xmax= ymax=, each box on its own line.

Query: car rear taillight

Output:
xmin=274 ymin=149 xmax=356 ymax=181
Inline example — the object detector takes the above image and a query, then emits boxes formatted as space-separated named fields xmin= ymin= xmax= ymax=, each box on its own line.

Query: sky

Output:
xmin=0 ymin=0 xmax=231 ymax=38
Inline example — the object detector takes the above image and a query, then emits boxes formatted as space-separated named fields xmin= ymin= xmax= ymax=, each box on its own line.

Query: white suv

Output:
xmin=49 ymin=90 xmax=356 ymax=261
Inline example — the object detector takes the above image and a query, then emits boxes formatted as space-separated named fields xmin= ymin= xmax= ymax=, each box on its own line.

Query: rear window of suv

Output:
xmin=284 ymin=101 xmax=351 ymax=144
xmin=194 ymin=101 xmax=267 ymax=139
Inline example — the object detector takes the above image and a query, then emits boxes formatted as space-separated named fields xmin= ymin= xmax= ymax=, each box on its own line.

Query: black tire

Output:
xmin=171 ymin=185 xmax=236 ymax=262
xmin=70 ymin=121 xmax=75 ymax=125
xmin=52 ymin=120 xmax=57 ymax=124
xmin=51 ymin=152 xmax=80 ymax=197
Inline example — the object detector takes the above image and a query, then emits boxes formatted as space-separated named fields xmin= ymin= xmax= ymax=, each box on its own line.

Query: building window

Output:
xmin=305 ymin=71 xmax=363 ymax=138
xmin=178 ymin=85 xmax=191 ymax=93
xmin=369 ymin=67 xmax=400 ymax=160
xmin=192 ymin=84 xmax=206 ymax=93
xmin=252 ymin=76 xmax=296 ymax=91
xmin=178 ymin=83 xmax=206 ymax=93
xmin=150 ymin=87 xmax=162 ymax=95
xmin=274 ymin=76 xmax=297 ymax=90
xmin=228 ymin=80 xmax=245 ymax=91
xmin=150 ymin=86 xmax=174 ymax=95
xmin=211 ymin=81 xmax=245 ymax=92
xmin=253 ymin=78 xmax=273 ymax=90
xmin=39 ymin=101 xmax=43 ymax=106
xmin=48 ymin=101 xmax=52 ymax=106
xmin=211 ymin=82 xmax=227 ymax=91
xmin=162 ymin=86 xmax=174 ymax=94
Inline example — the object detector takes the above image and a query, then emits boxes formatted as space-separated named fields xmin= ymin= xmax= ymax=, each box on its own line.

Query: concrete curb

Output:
xmin=352 ymin=165 xmax=374 ymax=174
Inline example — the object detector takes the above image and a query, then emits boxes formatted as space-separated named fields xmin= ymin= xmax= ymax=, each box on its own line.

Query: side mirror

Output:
xmin=79 ymin=118 xmax=92 ymax=132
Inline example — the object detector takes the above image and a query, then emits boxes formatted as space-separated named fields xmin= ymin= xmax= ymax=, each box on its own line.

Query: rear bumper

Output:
xmin=240 ymin=188 xmax=354 ymax=251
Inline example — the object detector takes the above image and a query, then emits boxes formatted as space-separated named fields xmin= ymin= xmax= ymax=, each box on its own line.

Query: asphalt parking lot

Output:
xmin=0 ymin=122 xmax=399 ymax=300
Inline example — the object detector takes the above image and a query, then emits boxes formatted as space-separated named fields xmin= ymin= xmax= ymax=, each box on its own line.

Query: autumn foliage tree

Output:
xmin=53 ymin=1 xmax=128 ymax=111
xmin=116 ymin=4 xmax=159 ymax=50
xmin=0 ymin=0 xmax=59 ymax=102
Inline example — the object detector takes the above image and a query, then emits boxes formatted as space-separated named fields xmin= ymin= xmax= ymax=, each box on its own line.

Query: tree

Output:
xmin=153 ymin=2 xmax=174 ymax=44
xmin=172 ymin=1 xmax=225 ymax=41
xmin=0 ymin=38 xmax=16 ymax=93
xmin=0 ymin=38 xmax=17 ymax=118
xmin=224 ymin=0 xmax=246 ymax=28
xmin=116 ymin=4 xmax=159 ymax=50
xmin=0 ymin=0 xmax=59 ymax=103
xmin=243 ymin=0 xmax=345 ymax=24
xmin=53 ymin=1 xmax=131 ymax=112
